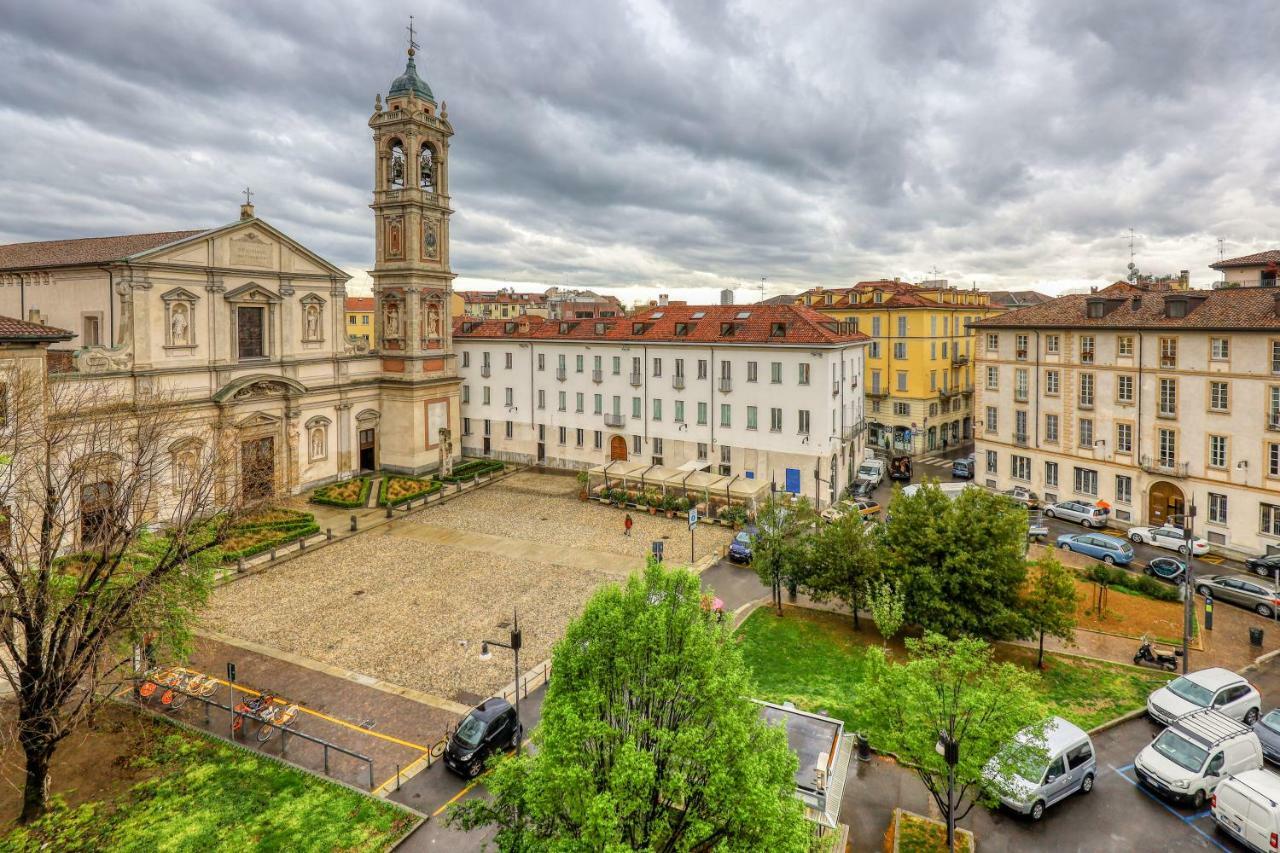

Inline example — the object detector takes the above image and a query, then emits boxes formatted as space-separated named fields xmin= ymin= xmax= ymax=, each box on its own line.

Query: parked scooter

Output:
xmin=1133 ymin=634 xmax=1182 ymax=672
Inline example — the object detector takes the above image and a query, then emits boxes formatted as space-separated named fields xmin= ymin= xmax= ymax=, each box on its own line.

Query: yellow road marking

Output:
xmin=428 ymin=739 xmax=532 ymax=816
xmin=169 ymin=667 xmax=436 ymax=753
xmin=371 ymin=749 xmax=434 ymax=797
xmin=1200 ymin=555 xmax=1224 ymax=564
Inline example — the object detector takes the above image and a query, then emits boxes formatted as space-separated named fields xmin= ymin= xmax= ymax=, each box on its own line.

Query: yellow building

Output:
xmin=344 ymin=296 xmax=374 ymax=345
xmin=795 ymin=280 xmax=1001 ymax=454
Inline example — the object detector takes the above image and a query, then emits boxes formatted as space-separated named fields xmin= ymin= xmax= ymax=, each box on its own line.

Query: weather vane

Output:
xmin=406 ymin=15 xmax=420 ymax=55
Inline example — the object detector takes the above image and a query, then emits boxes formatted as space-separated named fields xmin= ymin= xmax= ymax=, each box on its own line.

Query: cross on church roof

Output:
xmin=406 ymin=15 xmax=419 ymax=55
xmin=242 ymin=186 xmax=253 ymax=205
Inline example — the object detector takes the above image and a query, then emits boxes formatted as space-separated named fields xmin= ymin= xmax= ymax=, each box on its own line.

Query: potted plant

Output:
xmin=576 ymin=470 xmax=590 ymax=501
xmin=662 ymin=494 xmax=677 ymax=519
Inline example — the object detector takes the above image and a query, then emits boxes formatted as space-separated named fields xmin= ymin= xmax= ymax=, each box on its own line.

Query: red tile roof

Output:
xmin=344 ymin=297 xmax=375 ymax=312
xmin=0 ymin=230 xmax=207 ymax=271
xmin=0 ymin=315 xmax=74 ymax=342
xmin=453 ymin=304 xmax=867 ymax=345
xmin=457 ymin=290 xmax=548 ymax=305
xmin=1211 ymin=250 xmax=1280 ymax=270
xmin=975 ymin=286 xmax=1280 ymax=330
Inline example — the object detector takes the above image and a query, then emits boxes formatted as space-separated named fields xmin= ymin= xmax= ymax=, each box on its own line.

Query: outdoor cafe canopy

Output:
xmin=586 ymin=460 xmax=770 ymax=508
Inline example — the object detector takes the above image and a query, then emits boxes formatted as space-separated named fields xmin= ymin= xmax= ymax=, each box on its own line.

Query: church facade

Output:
xmin=0 ymin=47 xmax=462 ymax=510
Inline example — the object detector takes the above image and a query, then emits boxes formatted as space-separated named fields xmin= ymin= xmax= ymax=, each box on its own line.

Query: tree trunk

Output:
xmin=19 ymin=738 xmax=52 ymax=823
xmin=852 ymin=590 xmax=861 ymax=630
xmin=1037 ymin=628 xmax=1045 ymax=670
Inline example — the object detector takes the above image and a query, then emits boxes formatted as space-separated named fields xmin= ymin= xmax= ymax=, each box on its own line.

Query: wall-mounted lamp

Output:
xmin=1237 ymin=460 xmax=1249 ymax=470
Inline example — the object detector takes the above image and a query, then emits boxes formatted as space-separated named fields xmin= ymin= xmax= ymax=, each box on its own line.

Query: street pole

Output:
xmin=482 ymin=610 xmax=523 ymax=755
xmin=1180 ymin=503 xmax=1197 ymax=674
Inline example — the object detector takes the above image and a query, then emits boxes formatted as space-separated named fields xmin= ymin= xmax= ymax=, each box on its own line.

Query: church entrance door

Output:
xmin=359 ymin=428 xmax=377 ymax=472
xmin=241 ymin=436 xmax=276 ymax=501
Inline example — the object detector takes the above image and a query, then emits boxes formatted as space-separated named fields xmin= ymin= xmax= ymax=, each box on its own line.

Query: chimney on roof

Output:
xmin=658 ymin=293 xmax=669 ymax=307
xmin=1131 ymin=294 xmax=1142 ymax=308
xmin=1179 ymin=270 xmax=1190 ymax=290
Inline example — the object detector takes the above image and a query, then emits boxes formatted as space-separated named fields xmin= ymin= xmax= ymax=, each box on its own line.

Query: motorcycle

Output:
xmin=1133 ymin=634 xmax=1182 ymax=672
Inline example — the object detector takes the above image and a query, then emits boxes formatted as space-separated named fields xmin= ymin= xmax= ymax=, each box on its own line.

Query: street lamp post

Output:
xmin=1170 ymin=504 xmax=1198 ymax=674
xmin=480 ymin=610 xmax=523 ymax=754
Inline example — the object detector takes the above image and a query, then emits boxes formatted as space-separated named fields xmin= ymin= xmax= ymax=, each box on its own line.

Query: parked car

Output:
xmin=1128 ymin=525 xmax=1211 ymax=556
xmin=1144 ymin=557 xmax=1187 ymax=584
xmin=1147 ymin=668 xmax=1261 ymax=727
xmin=846 ymin=480 xmax=877 ymax=500
xmin=1001 ymin=486 xmax=1040 ymax=509
xmin=1246 ymin=552 xmax=1280 ymax=579
xmin=1044 ymin=500 xmax=1110 ymax=528
xmin=1211 ymin=767 xmax=1280 ymax=849
xmin=728 ymin=527 xmax=757 ymax=563
xmin=856 ymin=458 xmax=886 ymax=488
xmin=984 ymin=717 xmax=1095 ymax=821
xmin=1250 ymin=709 xmax=1280 ymax=764
xmin=444 ymin=697 xmax=522 ymax=778
xmin=1194 ymin=574 xmax=1280 ymax=619
xmin=888 ymin=455 xmax=913 ymax=482
xmin=1134 ymin=708 xmax=1262 ymax=808
xmin=1056 ymin=532 xmax=1134 ymax=565
xmin=820 ymin=499 xmax=881 ymax=524
xmin=952 ymin=455 xmax=975 ymax=480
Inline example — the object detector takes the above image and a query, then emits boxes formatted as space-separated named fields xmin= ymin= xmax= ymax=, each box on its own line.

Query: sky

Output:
xmin=3 ymin=1 xmax=1280 ymax=305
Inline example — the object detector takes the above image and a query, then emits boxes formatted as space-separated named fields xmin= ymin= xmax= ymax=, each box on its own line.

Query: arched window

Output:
xmin=419 ymin=143 xmax=435 ymax=191
xmin=388 ymin=140 xmax=406 ymax=188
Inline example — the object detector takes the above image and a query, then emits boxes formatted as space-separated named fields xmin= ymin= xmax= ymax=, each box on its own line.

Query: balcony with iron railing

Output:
xmin=1139 ymin=455 xmax=1190 ymax=478
xmin=950 ymin=353 xmax=969 ymax=366
xmin=480 ymin=364 xmax=492 ymax=377
xmin=604 ymin=413 xmax=625 ymax=427
xmin=592 ymin=369 xmax=603 ymax=383
xmin=718 ymin=377 xmax=732 ymax=393
xmin=556 ymin=367 xmax=567 ymax=381
xmin=1014 ymin=389 xmax=1028 ymax=402
xmin=672 ymin=374 xmax=685 ymax=390
xmin=629 ymin=372 xmax=642 ymax=387
xmin=867 ymin=388 xmax=889 ymax=400
xmin=1013 ymin=432 xmax=1029 ymax=446
xmin=939 ymin=387 xmax=956 ymax=400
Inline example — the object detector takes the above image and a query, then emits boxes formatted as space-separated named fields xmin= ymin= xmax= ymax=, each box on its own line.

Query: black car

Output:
xmin=888 ymin=455 xmax=912 ymax=482
xmin=846 ymin=480 xmax=876 ymax=500
xmin=1246 ymin=552 xmax=1280 ymax=579
xmin=443 ymin=697 xmax=522 ymax=778
xmin=1145 ymin=556 xmax=1187 ymax=584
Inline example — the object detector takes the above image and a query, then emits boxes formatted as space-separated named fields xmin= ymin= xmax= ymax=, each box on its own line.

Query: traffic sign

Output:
xmin=688 ymin=508 xmax=698 ymax=530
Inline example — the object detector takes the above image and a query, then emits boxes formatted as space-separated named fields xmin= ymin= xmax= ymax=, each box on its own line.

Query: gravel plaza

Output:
xmin=200 ymin=471 xmax=734 ymax=703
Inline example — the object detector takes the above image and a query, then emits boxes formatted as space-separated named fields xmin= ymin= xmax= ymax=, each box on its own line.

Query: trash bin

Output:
xmin=1250 ymin=626 xmax=1264 ymax=647
xmin=856 ymin=732 xmax=872 ymax=762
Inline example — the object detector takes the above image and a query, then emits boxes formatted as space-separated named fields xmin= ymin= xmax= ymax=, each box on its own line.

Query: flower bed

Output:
xmin=884 ymin=808 xmax=974 ymax=853
xmin=438 ymin=458 xmax=505 ymax=483
xmin=379 ymin=475 xmax=442 ymax=507
xmin=309 ymin=478 xmax=372 ymax=509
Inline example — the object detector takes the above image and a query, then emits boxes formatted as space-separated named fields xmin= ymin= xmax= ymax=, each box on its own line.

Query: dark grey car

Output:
xmin=1194 ymin=574 xmax=1280 ymax=619
xmin=1254 ymin=710 xmax=1280 ymax=764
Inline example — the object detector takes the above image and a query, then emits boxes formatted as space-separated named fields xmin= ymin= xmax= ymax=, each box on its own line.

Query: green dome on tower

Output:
xmin=388 ymin=49 xmax=434 ymax=102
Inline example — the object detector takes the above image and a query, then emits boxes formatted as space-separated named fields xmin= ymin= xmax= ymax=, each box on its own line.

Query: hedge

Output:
xmin=216 ymin=522 xmax=321 ymax=562
xmin=439 ymin=459 xmax=504 ymax=483
xmin=378 ymin=477 xmax=443 ymax=507
xmin=309 ymin=479 xmax=373 ymax=509
xmin=1083 ymin=564 xmax=1182 ymax=602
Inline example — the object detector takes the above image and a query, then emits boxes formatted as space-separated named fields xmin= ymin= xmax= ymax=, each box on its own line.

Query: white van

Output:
xmin=901 ymin=481 xmax=973 ymax=501
xmin=1135 ymin=708 xmax=1264 ymax=809
xmin=1212 ymin=768 xmax=1280 ymax=852
xmin=985 ymin=717 xmax=1096 ymax=821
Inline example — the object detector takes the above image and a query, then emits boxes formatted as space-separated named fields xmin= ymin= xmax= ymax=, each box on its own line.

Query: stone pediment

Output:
xmin=235 ymin=411 xmax=282 ymax=431
xmin=213 ymin=373 xmax=308 ymax=403
xmin=129 ymin=219 xmax=350 ymax=281
xmin=160 ymin=286 xmax=201 ymax=303
xmin=223 ymin=282 xmax=280 ymax=303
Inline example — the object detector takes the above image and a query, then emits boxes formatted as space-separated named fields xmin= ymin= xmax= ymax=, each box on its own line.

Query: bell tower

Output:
xmin=369 ymin=25 xmax=461 ymax=474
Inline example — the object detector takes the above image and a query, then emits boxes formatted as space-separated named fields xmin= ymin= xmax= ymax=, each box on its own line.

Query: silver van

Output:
xmin=985 ymin=717 xmax=1096 ymax=821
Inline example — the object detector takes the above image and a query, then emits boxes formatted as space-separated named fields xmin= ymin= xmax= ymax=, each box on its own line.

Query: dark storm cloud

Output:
xmin=3 ymin=0 xmax=1279 ymax=300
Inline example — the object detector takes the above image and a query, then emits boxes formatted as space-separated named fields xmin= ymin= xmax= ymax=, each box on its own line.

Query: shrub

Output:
xmin=309 ymin=478 xmax=371 ymax=509
xmin=1083 ymin=564 xmax=1180 ymax=602
xmin=439 ymin=458 xmax=505 ymax=483
xmin=379 ymin=476 xmax=442 ymax=507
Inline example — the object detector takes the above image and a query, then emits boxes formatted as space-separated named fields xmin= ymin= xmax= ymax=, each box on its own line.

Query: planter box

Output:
xmin=885 ymin=808 xmax=974 ymax=853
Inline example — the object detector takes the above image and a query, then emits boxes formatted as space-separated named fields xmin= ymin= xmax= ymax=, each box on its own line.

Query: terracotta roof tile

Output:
xmin=975 ymin=286 xmax=1280 ymax=330
xmin=0 ymin=230 xmax=207 ymax=271
xmin=0 ymin=315 xmax=74 ymax=342
xmin=344 ymin=297 xmax=375 ymax=311
xmin=1211 ymin=250 xmax=1280 ymax=270
xmin=453 ymin=304 xmax=867 ymax=345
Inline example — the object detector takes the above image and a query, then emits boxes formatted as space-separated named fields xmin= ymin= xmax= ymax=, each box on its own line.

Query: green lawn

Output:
xmin=737 ymin=606 xmax=1170 ymax=732
xmin=2 ymin=718 xmax=413 ymax=852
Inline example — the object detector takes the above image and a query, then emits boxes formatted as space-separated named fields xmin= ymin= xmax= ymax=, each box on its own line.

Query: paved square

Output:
xmin=201 ymin=472 xmax=733 ymax=702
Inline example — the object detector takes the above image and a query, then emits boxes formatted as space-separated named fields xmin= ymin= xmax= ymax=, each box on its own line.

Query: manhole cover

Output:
xmin=353 ymin=590 xmax=365 ymax=596
xmin=359 ymin=719 xmax=376 ymax=730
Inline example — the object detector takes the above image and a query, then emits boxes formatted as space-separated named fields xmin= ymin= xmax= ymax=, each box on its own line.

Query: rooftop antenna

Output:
xmin=1217 ymin=236 xmax=1225 ymax=264
xmin=1127 ymin=227 xmax=1136 ymax=265
xmin=760 ymin=276 xmax=766 ymax=303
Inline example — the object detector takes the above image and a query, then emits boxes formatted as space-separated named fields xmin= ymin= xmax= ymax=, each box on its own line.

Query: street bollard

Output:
xmin=326 ymin=527 xmax=333 ymax=541
xmin=385 ymin=504 xmax=393 ymax=519
xmin=298 ymin=536 xmax=306 ymax=551
xmin=270 ymin=547 xmax=276 ymax=561
xmin=1205 ymin=595 xmax=1213 ymax=631
xmin=349 ymin=514 xmax=357 ymax=532
xmin=237 ymin=556 xmax=246 ymax=573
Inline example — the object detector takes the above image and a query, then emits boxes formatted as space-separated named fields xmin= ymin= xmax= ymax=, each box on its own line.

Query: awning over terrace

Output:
xmin=585 ymin=461 xmax=770 ymax=509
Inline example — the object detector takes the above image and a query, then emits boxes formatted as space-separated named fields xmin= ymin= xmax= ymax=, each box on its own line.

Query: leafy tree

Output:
xmin=0 ymin=375 xmax=250 ymax=821
xmin=447 ymin=559 xmax=813 ymax=852
xmin=879 ymin=482 xmax=1030 ymax=639
xmin=856 ymin=634 xmax=1048 ymax=849
xmin=1022 ymin=554 xmax=1080 ymax=669
xmin=796 ymin=512 xmax=879 ymax=629
xmin=864 ymin=578 xmax=905 ymax=646
xmin=751 ymin=496 xmax=816 ymax=615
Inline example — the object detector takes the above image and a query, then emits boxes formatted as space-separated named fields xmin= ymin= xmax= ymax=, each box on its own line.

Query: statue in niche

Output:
xmin=423 ymin=300 xmax=442 ymax=340
xmin=423 ymin=221 xmax=438 ymax=259
xmin=387 ymin=217 xmax=403 ymax=257
xmin=385 ymin=303 xmax=401 ymax=338
xmin=170 ymin=303 xmax=189 ymax=345
xmin=305 ymin=304 xmax=321 ymax=340
xmin=419 ymin=146 xmax=434 ymax=191
xmin=310 ymin=428 xmax=325 ymax=460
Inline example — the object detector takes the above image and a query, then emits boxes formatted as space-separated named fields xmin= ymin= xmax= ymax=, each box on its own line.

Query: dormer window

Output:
xmin=559 ymin=322 xmax=570 ymax=334
xmin=594 ymin=322 xmax=606 ymax=335
xmin=873 ymin=291 xmax=884 ymax=304
xmin=824 ymin=294 xmax=833 ymax=305
xmin=632 ymin=322 xmax=647 ymax=334
xmin=674 ymin=323 xmax=689 ymax=337
xmin=720 ymin=322 xmax=735 ymax=337
xmin=461 ymin=321 xmax=478 ymax=333
xmin=1086 ymin=300 xmax=1105 ymax=319
xmin=1165 ymin=299 xmax=1187 ymax=319
xmin=770 ymin=322 xmax=786 ymax=337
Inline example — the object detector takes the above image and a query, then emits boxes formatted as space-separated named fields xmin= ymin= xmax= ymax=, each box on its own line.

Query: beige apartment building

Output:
xmin=974 ymin=280 xmax=1280 ymax=561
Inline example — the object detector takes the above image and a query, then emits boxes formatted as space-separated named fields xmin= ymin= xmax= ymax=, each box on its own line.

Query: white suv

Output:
xmin=1147 ymin=668 xmax=1261 ymax=728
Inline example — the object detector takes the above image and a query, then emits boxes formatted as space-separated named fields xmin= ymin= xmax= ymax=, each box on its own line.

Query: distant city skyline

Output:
xmin=3 ymin=1 xmax=1278 ymax=304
